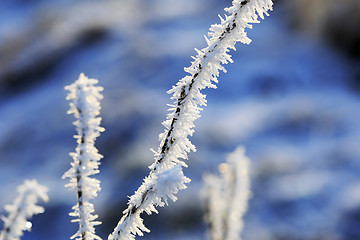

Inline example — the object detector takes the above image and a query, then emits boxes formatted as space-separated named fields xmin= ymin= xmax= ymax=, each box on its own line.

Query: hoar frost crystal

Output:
xmin=109 ymin=0 xmax=273 ymax=239
xmin=63 ymin=73 xmax=104 ymax=240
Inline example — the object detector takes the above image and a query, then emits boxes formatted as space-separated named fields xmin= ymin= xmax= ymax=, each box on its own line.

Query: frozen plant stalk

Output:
xmin=203 ymin=147 xmax=251 ymax=240
xmin=0 ymin=179 xmax=48 ymax=240
xmin=109 ymin=0 xmax=272 ymax=239
xmin=63 ymin=73 xmax=104 ymax=240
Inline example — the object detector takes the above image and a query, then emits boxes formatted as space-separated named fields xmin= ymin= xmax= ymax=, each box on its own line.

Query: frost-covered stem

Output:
xmin=63 ymin=73 xmax=104 ymax=240
xmin=109 ymin=1 xmax=272 ymax=239
xmin=0 ymin=180 xmax=48 ymax=240
xmin=77 ymin=132 xmax=88 ymax=240
xmin=224 ymin=147 xmax=251 ymax=240
xmin=203 ymin=175 xmax=225 ymax=240
xmin=203 ymin=147 xmax=251 ymax=240
xmin=151 ymin=0 xmax=271 ymax=173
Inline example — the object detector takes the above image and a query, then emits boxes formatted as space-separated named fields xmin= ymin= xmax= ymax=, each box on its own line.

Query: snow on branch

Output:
xmin=0 ymin=179 xmax=48 ymax=240
xmin=109 ymin=0 xmax=272 ymax=239
xmin=63 ymin=73 xmax=104 ymax=240
xmin=203 ymin=146 xmax=251 ymax=240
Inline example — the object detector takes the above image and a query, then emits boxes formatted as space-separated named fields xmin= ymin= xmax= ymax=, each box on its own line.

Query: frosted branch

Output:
xmin=0 ymin=179 xmax=48 ymax=240
xmin=63 ymin=73 xmax=104 ymax=240
xmin=203 ymin=146 xmax=251 ymax=240
xmin=109 ymin=0 xmax=272 ymax=239
xmin=109 ymin=165 xmax=190 ymax=239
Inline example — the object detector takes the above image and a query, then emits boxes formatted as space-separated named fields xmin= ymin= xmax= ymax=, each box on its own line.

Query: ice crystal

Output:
xmin=63 ymin=73 xmax=104 ymax=240
xmin=109 ymin=0 xmax=272 ymax=239
xmin=0 ymin=180 xmax=48 ymax=240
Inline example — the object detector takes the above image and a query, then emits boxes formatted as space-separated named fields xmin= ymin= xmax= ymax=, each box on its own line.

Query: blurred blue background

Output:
xmin=1 ymin=0 xmax=360 ymax=239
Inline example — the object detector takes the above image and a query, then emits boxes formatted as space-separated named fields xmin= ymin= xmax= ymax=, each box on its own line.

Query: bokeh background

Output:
xmin=1 ymin=0 xmax=360 ymax=239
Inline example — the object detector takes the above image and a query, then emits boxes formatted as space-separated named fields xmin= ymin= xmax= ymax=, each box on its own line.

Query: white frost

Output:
xmin=0 ymin=179 xmax=48 ymax=240
xmin=63 ymin=73 xmax=104 ymax=240
xmin=203 ymin=146 xmax=251 ymax=240
xmin=109 ymin=0 xmax=272 ymax=239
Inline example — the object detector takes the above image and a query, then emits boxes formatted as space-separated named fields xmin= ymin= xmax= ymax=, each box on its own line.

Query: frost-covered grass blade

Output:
xmin=0 ymin=179 xmax=48 ymax=240
xmin=63 ymin=73 xmax=104 ymax=240
xmin=109 ymin=1 xmax=273 ymax=239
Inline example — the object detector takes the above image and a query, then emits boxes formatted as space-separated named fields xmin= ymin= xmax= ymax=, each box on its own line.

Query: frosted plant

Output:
xmin=202 ymin=174 xmax=225 ymax=240
xmin=63 ymin=73 xmax=104 ymax=240
xmin=203 ymin=146 xmax=251 ymax=240
xmin=0 ymin=179 xmax=48 ymax=240
xmin=109 ymin=0 xmax=273 ymax=239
